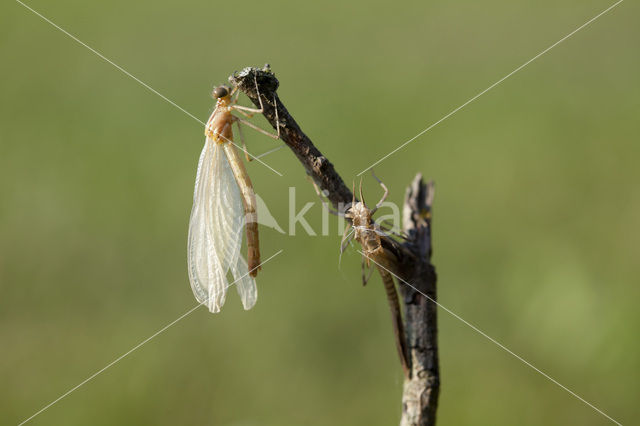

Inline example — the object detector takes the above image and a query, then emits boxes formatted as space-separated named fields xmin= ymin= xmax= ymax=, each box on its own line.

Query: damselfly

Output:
xmin=188 ymin=79 xmax=279 ymax=313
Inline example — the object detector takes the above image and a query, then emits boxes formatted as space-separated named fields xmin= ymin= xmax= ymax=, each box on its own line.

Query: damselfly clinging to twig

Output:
xmin=188 ymin=77 xmax=279 ymax=313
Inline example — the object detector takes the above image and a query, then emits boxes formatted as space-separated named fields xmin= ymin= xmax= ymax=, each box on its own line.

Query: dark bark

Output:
xmin=399 ymin=175 xmax=439 ymax=425
xmin=230 ymin=66 xmax=440 ymax=425
xmin=229 ymin=66 xmax=352 ymax=209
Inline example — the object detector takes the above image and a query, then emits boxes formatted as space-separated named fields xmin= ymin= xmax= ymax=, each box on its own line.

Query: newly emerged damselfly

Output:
xmin=188 ymin=78 xmax=279 ymax=313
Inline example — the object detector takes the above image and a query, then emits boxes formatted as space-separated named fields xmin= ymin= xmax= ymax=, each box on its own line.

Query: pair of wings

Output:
xmin=187 ymin=137 xmax=257 ymax=313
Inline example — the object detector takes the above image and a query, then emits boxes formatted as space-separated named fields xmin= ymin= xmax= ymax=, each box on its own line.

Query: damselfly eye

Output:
xmin=213 ymin=86 xmax=229 ymax=99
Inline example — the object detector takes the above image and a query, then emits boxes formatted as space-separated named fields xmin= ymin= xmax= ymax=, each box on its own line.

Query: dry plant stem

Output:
xmin=400 ymin=175 xmax=439 ymax=426
xmin=230 ymin=67 xmax=440 ymax=426
xmin=229 ymin=67 xmax=352 ymax=208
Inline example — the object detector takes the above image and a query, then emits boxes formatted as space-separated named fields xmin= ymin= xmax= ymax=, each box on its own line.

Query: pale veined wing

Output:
xmin=187 ymin=136 xmax=257 ymax=312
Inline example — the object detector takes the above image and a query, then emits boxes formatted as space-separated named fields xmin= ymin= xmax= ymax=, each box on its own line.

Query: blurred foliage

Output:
xmin=1 ymin=0 xmax=638 ymax=424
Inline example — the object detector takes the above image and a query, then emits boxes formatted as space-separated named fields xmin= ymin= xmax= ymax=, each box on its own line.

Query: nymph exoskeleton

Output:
xmin=342 ymin=176 xmax=410 ymax=377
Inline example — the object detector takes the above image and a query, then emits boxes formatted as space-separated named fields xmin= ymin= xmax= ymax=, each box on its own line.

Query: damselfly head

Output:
xmin=213 ymin=85 xmax=230 ymax=99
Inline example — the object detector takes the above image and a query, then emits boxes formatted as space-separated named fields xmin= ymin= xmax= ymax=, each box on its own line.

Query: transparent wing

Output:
xmin=187 ymin=137 xmax=246 ymax=313
xmin=219 ymin=148 xmax=256 ymax=310
xmin=188 ymin=137 xmax=225 ymax=312
xmin=211 ymin=142 xmax=244 ymax=280
xmin=230 ymin=252 xmax=257 ymax=310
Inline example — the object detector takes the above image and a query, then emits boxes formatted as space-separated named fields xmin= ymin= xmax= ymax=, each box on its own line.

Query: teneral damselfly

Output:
xmin=188 ymin=80 xmax=279 ymax=313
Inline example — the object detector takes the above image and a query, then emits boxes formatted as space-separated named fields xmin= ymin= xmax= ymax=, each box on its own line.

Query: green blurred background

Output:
xmin=1 ymin=0 xmax=638 ymax=424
